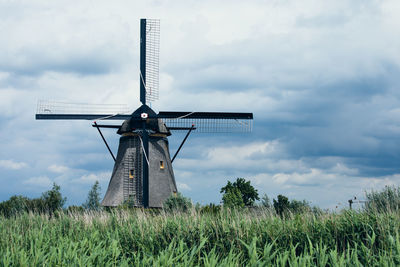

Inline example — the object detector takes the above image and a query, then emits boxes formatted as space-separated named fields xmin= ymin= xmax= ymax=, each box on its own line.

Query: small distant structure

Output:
xmin=348 ymin=196 xmax=367 ymax=209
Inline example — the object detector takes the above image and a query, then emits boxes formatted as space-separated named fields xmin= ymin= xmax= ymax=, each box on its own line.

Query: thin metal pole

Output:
xmin=142 ymin=121 xmax=149 ymax=208
xmin=171 ymin=125 xmax=195 ymax=163
xmin=94 ymin=121 xmax=116 ymax=162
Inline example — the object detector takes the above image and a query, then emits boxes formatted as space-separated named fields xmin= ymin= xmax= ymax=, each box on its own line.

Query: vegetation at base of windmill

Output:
xmin=119 ymin=195 xmax=137 ymax=209
xmin=220 ymin=178 xmax=259 ymax=207
xmin=198 ymin=203 xmax=222 ymax=215
xmin=82 ymin=180 xmax=102 ymax=211
xmin=364 ymin=185 xmax=400 ymax=213
xmin=66 ymin=205 xmax=85 ymax=213
xmin=163 ymin=192 xmax=192 ymax=212
xmin=2 ymin=203 xmax=400 ymax=265
xmin=0 ymin=183 xmax=66 ymax=217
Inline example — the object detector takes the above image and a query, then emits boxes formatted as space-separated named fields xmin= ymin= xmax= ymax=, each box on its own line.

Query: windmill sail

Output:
xmin=159 ymin=111 xmax=253 ymax=133
xmin=35 ymin=100 xmax=131 ymax=120
xmin=142 ymin=19 xmax=160 ymax=103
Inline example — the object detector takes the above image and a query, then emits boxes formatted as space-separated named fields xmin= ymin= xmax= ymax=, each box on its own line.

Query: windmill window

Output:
xmin=160 ymin=161 xmax=165 ymax=169
xmin=129 ymin=169 xmax=134 ymax=179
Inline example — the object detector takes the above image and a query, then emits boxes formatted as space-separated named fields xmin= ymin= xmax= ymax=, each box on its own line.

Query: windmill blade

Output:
xmin=143 ymin=19 xmax=160 ymax=103
xmin=158 ymin=111 xmax=253 ymax=119
xmin=35 ymin=100 xmax=131 ymax=120
xmin=36 ymin=114 xmax=132 ymax=120
xmin=158 ymin=111 xmax=253 ymax=133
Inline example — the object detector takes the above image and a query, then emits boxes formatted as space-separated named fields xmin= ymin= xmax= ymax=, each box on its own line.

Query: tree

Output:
xmin=273 ymin=194 xmax=289 ymax=216
xmin=83 ymin=181 xmax=101 ymax=211
xmin=41 ymin=183 xmax=66 ymax=213
xmin=0 ymin=183 xmax=66 ymax=216
xmin=222 ymin=188 xmax=244 ymax=208
xmin=220 ymin=178 xmax=259 ymax=206
xmin=0 ymin=195 xmax=29 ymax=217
xmin=261 ymin=193 xmax=272 ymax=208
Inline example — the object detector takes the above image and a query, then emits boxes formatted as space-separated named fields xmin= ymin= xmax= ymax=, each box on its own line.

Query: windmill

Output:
xmin=36 ymin=19 xmax=253 ymax=208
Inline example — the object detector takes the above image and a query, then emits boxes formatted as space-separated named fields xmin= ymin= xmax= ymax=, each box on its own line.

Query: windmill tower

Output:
xmin=36 ymin=19 xmax=253 ymax=208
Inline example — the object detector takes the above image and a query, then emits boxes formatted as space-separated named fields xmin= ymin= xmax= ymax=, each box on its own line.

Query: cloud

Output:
xmin=48 ymin=164 xmax=69 ymax=173
xmin=23 ymin=176 xmax=53 ymax=188
xmin=0 ymin=1 xmax=133 ymax=76
xmin=73 ymin=172 xmax=111 ymax=184
xmin=0 ymin=159 xmax=27 ymax=170
xmin=177 ymin=182 xmax=191 ymax=191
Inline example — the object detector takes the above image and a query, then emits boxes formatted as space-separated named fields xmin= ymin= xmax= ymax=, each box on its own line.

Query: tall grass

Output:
xmin=365 ymin=185 xmax=400 ymax=213
xmin=1 ymin=208 xmax=400 ymax=265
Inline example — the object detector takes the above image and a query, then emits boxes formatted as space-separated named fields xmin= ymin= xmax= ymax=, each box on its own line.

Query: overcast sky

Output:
xmin=1 ymin=0 xmax=400 ymax=209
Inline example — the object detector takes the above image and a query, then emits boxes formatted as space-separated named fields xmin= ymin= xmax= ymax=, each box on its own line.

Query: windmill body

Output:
xmin=36 ymin=19 xmax=253 ymax=208
xmin=102 ymin=105 xmax=177 ymax=207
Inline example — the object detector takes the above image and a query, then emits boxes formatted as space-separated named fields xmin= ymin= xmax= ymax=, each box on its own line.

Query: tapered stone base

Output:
xmin=101 ymin=134 xmax=177 ymax=207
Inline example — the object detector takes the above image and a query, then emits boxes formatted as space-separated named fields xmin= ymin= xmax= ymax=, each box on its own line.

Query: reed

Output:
xmin=1 ymin=208 xmax=400 ymax=265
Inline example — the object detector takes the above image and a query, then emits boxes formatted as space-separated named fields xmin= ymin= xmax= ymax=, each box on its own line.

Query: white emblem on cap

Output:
xmin=141 ymin=113 xmax=148 ymax=119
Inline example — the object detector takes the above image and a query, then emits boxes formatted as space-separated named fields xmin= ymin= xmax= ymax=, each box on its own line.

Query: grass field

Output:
xmin=1 ymin=208 xmax=400 ymax=266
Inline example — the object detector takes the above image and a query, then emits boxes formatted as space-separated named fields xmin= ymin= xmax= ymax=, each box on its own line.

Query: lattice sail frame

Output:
xmin=163 ymin=118 xmax=253 ymax=133
xmin=36 ymin=100 xmax=130 ymax=115
xmin=145 ymin=19 xmax=160 ymax=102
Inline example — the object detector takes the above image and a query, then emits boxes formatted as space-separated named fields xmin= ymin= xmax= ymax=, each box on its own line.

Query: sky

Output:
xmin=1 ymin=0 xmax=400 ymax=209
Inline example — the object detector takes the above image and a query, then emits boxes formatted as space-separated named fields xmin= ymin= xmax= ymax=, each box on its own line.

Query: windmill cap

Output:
xmin=117 ymin=104 xmax=171 ymax=136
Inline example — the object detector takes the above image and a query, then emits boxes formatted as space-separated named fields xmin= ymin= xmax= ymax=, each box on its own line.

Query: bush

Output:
xmin=199 ymin=203 xmax=221 ymax=215
xmin=163 ymin=193 xmax=192 ymax=212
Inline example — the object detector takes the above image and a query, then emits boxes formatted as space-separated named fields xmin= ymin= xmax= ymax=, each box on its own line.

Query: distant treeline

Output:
xmin=0 ymin=183 xmax=66 ymax=217
xmin=1 ymin=177 xmax=400 ymax=217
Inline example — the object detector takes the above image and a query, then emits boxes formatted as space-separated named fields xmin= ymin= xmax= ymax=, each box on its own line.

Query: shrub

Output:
xmin=199 ymin=203 xmax=221 ymax=215
xmin=163 ymin=192 xmax=192 ymax=212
